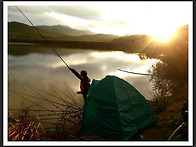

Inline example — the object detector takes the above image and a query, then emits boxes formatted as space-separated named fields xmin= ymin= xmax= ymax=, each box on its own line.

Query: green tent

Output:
xmin=80 ymin=75 xmax=156 ymax=140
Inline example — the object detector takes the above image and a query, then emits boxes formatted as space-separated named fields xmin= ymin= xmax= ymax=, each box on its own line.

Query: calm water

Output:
xmin=8 ymin=43 xmax=157 ymax=116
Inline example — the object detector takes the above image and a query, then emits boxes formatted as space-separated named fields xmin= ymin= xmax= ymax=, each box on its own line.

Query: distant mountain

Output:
xmin=8 ymin=21 xmax=120 ymax=42
xmin=72 ymin=33 xmax=120 ymax=42
xmin=8 ymin=21 xmax=71 ymax=40
xmin=111 ymin=34 xmax=153 ymax=43
xmin=36 ymin=24 xmax=95 ymax=36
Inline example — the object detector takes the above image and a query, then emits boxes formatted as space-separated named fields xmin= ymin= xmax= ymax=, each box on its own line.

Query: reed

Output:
xmin=8 ymin=83 xmax=84 ymax=141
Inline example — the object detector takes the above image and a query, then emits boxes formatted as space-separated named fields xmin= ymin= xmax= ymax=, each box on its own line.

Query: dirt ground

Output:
xmin=141 ymin=97 xmax=188 ymax=141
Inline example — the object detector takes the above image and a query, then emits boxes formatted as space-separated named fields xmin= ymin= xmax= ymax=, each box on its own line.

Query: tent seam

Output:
xmin=113 ymin=77 xmax=123 ymax=136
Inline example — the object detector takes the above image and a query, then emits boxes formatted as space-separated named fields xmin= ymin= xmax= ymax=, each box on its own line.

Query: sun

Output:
xmin=153 ymin=32 xmax=173 ymax=42
xmin=151 ymin=27 xmax=176 ymax=43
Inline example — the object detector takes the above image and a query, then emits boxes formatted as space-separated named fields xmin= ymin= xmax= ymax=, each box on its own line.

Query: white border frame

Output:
xmin=3 ymin=1 xmax=193 ymax=146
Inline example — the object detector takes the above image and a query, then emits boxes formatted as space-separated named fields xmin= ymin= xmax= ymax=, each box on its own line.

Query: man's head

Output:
xmin=80 ymin=70 xmax=87 ymax=79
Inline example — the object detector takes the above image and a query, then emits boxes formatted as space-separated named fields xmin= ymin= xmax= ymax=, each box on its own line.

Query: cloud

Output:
xmin=8 ymin=10 xmax=26 ymax=24
xmin=49 ymin=6 xmax=102 ymax=20
xmin=8 ymin=5 xmax=102 ymax=23
xmin=8 ymin=6 xmax=57 ymax=25
xmin=7 ymin=2 xmax=191 ymax=36
xmin=9 ymin=6 xmax=52 ymax=15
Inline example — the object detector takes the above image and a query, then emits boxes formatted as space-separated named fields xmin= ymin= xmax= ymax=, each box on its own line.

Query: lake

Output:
xmin=8 ymin=43 xmax=158 ymax=118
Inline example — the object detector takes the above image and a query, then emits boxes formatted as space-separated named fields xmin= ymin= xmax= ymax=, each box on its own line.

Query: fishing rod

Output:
xmin=26 ymin=85 xmax=79 ymax=109
xmin=29 ymin=109 xmax=82 ymax=117
xmin=48 ymin=83 xmax=79 ymax=108
xmin=10 ymin=90 xmax=62 ymax=115
xmin=10 ymin=90 xmax=69 ymax=108
xmin=8 ymin=109 xmax=63 ymax=112
xmin=63 ymin=81 xmax=83 ymax=104
xmin=15 ymin=6 xmax=69 ymax=68
xmin=59 ymin=83 xmax=79 ymax=107
xmin=29 ymin=86 xmax=64 ymax=112
xmin=9 ymin=108 xmax=82 ymax=120
xmin=118 ymin=69 xmax=151 ymax=76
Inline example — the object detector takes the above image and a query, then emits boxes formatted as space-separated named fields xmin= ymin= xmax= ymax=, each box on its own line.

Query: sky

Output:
xmin=6 ymin=1 xmax=192 ymax=36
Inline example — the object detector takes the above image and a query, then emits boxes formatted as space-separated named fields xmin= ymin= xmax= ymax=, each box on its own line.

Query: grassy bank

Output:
xmin=141 ymin=96 xmax=188 ymax=141
xmin=8 ymin=95 xmax=188 ymax=141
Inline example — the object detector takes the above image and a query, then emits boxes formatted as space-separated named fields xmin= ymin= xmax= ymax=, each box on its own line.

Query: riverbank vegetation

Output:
xmin=140 ymin=25 xmax=189 ymax=140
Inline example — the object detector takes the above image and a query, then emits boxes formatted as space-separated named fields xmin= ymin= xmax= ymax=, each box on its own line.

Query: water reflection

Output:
xmin=8 ymin=44 xmax=158 ymax=113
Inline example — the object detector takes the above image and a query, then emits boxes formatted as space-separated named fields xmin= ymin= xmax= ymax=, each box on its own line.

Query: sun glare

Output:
xmin=152 ymin=32 xmax=173 ymax=43
xmin=150 ymin=27 xmax=176 ymax=43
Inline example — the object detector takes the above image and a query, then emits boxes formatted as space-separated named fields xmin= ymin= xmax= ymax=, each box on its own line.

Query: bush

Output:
xmin=153 ymin=96 xmax=171 ymax=114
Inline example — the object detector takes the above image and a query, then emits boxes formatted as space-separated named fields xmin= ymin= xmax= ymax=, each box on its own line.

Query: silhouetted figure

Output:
xmin=68 ymin=66 xmax=91 ymax=101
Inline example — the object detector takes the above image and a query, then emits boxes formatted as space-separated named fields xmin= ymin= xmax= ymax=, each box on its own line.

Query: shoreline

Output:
xmin=8 ymin=39 xmax=143 ymax=53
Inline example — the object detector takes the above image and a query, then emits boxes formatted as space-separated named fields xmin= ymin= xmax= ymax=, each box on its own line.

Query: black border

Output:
xmin=1 ymin=0 xmax=3 ymax=146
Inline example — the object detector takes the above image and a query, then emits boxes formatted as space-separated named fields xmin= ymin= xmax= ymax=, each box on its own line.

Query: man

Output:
xmin=68 ymin=66 xmax=91 ymax=100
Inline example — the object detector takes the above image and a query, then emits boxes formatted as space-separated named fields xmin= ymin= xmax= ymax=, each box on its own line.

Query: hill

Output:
xmin=36 ymin=24 xmax=95 ymax=36
xmin=8 ymin=21 xmax=71 ymax=40
xmin=111 ymin=34 xmax=153 ymax=43
xmin=8 ymin=21 xmax=120 ymax=42
xmin=71 ymin=33 xmax=120 ymax=42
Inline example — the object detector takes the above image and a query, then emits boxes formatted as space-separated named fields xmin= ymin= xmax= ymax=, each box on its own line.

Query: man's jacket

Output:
xmin=70 ymin=69 xmax=91 ymax=100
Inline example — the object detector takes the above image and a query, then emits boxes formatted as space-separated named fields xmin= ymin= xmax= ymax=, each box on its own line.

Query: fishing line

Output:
xmin=48 ymin=83 xmax=66 ymax=104
xmin=10 ymin=90 xmax=61 ymax=115
xmin=26 ymin=85 xmax=79 ymax=109
xmin=15 ymin=6 xmax=69 ymax=68
xmin=118 ymin=69 xmax=151 ymax=76
xmin=8 ymin=109 xmax=63 ymax=112
xmin=63 ymin=81 xmax=82 ymax=103
xmin=28 ymin=86 xmax=64 ymax=112
xmin=10 ymin=90 xmax=68 ymax=108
